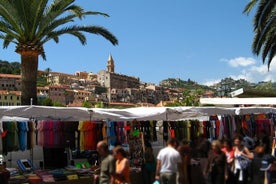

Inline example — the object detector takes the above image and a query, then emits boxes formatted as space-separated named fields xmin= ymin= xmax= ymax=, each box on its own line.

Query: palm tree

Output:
xmin=243 ymin=0 xmax=276 ymax=69
xmin=0 ymin=0 xmax=118 ymax=105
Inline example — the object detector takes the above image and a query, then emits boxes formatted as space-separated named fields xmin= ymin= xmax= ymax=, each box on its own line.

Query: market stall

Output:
xmin=1 ymin=105 xmax=276 ymax=183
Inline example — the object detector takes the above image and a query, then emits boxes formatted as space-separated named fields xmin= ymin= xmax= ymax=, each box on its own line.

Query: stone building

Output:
xmin=47 ymin=72 xmax=75 ymax=86
xmin=48 ymin=85 xmax=69 ymax=105
xmin=0 ymin=73 xmax=21 ymax=91
xmin=97 ymin=54 xmax=140 ymax=102
xmin=0 ymin=90 xmax=21 ymax=106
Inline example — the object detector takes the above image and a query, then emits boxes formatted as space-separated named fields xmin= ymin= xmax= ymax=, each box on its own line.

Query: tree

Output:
xmin=0 ymin=0 xmax=118 ymax=105
xmin=182 ymin=89 xmax=202 ymax=106
xmin=82 ymin=101 xmax=93 ymax=108
xmin=243 ymin=0 xmax=276 ymax=69
xmin=38 ymin=97 xmax=53 ymax=106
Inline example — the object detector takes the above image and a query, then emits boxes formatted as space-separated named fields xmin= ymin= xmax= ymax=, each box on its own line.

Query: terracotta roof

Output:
xmin=0 ymin=74 xmax=21 ymax=78
xmin=0 ymin=90 xmax=21 ymax=95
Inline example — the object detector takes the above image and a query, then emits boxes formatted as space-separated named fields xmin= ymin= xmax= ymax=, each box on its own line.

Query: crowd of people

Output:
xmin=95 ymin=141 xmax=130 ymax=184
xmin=94 ymin=132 xmax=276 ymax=184
xmin=154 ymin=133 xmax=276 ymax=184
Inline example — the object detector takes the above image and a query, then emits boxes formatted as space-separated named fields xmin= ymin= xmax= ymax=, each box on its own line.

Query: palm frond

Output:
xmin=41 ymin=25 xmax=118 ymax=46
xmin=0 ymin=0 xmax=22 ymax=34
xmin=267 ymin=44 xmax=276 ymax=69
xmin=244 ymin=0 xmax=276 ymax=69
xmin=254 ymin=0 xmax=275 ymax=29
xmin=0 ymin=0 xmax=118 ymax=60
xmin=243 ymin=0 xmax=258 ymax=15
xmin=3 ymin=34 xmax=16 ymax=48
xmin=77 ymin=26 xmax=118 ymax=45
xmin=37 ymin=15 xmax=75 ymax=40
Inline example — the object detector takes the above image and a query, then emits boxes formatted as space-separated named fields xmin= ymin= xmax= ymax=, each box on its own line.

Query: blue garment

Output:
xmin=107 ymin=121 xmax=116 ymax=146
xmin=18 ymin=121 xmax=28 ymax=151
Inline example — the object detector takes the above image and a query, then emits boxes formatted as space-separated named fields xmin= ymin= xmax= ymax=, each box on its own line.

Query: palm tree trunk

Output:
xmin=21 ymin=53 xmax=38 ymax=105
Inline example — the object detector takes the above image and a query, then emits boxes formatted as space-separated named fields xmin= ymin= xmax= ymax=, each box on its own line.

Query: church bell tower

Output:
xmin=107 ymin=54 xmax=115 ymax=73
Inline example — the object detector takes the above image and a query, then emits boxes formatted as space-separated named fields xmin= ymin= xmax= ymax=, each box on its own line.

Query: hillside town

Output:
xmin=0 ymin=55 xmax=217 ymax=107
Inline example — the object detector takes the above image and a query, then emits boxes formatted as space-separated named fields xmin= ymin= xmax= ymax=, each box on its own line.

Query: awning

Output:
xmin=200 ymin=97 xmax=276 ymax=105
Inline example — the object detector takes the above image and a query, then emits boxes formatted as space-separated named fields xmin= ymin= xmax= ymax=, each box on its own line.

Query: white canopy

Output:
xmin=0 ymin=105 xmax=276 ymax=121
xmin=200 ymin=97 xmax=276 ymax=105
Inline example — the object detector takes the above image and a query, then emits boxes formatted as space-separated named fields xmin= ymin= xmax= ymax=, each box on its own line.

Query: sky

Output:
xmin=0 ymin=0 xmax=275 ymax=86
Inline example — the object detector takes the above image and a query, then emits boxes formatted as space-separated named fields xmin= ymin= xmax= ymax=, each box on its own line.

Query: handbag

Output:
xmin=237 ymin=155 xmax=251 ymax=170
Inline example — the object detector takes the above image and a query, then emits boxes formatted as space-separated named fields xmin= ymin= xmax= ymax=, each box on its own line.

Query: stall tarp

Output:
xmin=1 ymin=105 xmax=276 ymax=121
xmin=0 ymin=106 xmax=200 ymax=121
xmin=91 ymin=107 xmax=200 ymax=121
xmin=200 ymin=97 xmax=276 ymax=105
xmin=1 ymin=106 xmax=91 ymax=121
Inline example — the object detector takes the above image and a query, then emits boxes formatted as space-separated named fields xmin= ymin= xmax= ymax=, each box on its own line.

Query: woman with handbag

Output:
xmin=233 ymin=135 xmax=254 ymax=184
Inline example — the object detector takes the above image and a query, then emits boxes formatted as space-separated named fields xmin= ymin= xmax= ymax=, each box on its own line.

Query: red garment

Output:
xmin=1 ymin=131 xmax=7 ymax=138
xmin=221 ymin=147 xmax=234 ymax=165
xmin=83 ymin=121 xmax=97 ymax=150
xmin=221 ymin=147 xmax=234 ymax=160
xmin=48 ymin=120 xmax=54 ymax=148
xmin=241 ymin=119 xmax=248 ymax=130
xmin=169 ymin=128 xmax=175 ymax=138
xmin=215 ymin=119 xmax=220 ymax=139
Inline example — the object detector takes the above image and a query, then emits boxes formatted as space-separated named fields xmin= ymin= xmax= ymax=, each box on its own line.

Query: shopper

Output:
xmin=155 ymin=137 xmax=182 ymax=184
xmin=177 ymin=139 xmax=192 ymax=184
xmin=143 ymin=142 xmax=156 ymax=184
xmin=250 ymin=145 xmax=276 ymax=184
xmin=203 ymin=140 xmax=227 ymax=184
xmin=196 ymin=133 xmax=211 ymax=175
xmin=113 ymin=146 xmax=130 ymax=184
xmin=233 ymin=135 xmax=254 ymax=184
xmin=221 ymin=138 xmax=235 ymax=184
xmin=250 ymin=145 xmax=267 ymax=184
xmin=96 ymin=140 xmax=116 ymax=184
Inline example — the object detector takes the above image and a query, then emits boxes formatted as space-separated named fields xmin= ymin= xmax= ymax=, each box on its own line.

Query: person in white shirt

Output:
xmin=155 ymin=138 xmax=182 ymax=184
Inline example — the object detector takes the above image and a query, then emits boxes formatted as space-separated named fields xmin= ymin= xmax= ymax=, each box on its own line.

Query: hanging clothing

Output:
xmin=0 ymin=121 xmax=4 ymax=154
xmin=63 ymin=121 xmax=78 ymax=149
xmin=5 ymin=121 xmax=19 ymax=152
xmin=107 ymin=121 xmax=117 ymax=146
xmin=17 ymin=121 xmax=28 ymax=151
xmin=27 ymin=121 xmax=35 ymax=150
xmin=78 ymin=121 xmax=85 ymax=151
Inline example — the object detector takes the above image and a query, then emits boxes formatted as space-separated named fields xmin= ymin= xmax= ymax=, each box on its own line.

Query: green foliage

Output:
xmin=165 ymin=101 xmax=183 ymax=107
xmin=243 ymin=0 xmax=276 ymax=68
xmin=37 ymin=75 xmax=48 ymax=87
xmin=159 ymin=78 xmax=214 ymax=91
xmin=164 ymin=89 xmax=203 ymax=107
xmin=53 ymin=101 xmax=65 ymax=107
xmin=182 ymin=89 xmax=203 ymax=106
xmin=0 ymin=60 xmax=20 ymax=74
xmin=239 ymin=88 xmax=276 ymax=97
xmin=37 ymin=98 xmax=53 ymax=106
xmin=95 ymin=101 xmax=105 ymax=108
xmin=254 ymin=81 xmax=274 ymax=91
xmin=82 ymin=101 xmax=93 ymax=108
